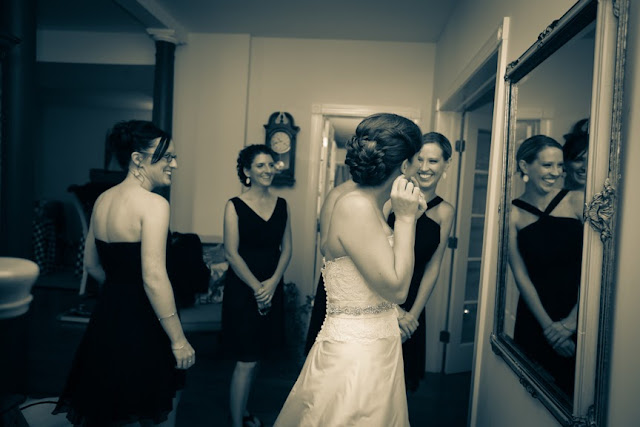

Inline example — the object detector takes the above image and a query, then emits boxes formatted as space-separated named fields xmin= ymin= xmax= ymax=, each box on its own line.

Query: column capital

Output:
xmin=146 ymin=28 xmax=181 ymax=45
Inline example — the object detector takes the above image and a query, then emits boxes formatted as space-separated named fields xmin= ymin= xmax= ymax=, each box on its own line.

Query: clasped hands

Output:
xmin=254 ymin=277 xmax=277 ymax=305
xmin=397 ymin=307 xmax=419 ymax=343
xmin=543 ymin=319 xmax=576 ymax=358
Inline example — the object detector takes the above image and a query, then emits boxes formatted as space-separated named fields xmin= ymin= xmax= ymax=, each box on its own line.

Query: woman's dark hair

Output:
xmin=516 ymin=135 xmax=563 ymax=176
xmin=422 ymin=132 xmax=453 ymax=161
xmin=563 ymin=118 xmax=589 ymax=162
xmin=236 ymin=144 xmax=277 ymax=187
xmin=345 ymin=113 xmax=422 ymax=186
xmin=107 ymin=120 xmax=171 ymax=169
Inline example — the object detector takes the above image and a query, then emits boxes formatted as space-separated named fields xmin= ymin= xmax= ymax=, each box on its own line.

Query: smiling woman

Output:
xmin=222 ymin=144 xmax=293 ymax=427
xmin=508 ymin=135 xmax=584 ymax=399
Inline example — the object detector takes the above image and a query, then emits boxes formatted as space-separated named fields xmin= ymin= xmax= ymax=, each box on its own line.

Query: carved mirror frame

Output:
xmin=490 ymin=0 xmax=628 ymax=425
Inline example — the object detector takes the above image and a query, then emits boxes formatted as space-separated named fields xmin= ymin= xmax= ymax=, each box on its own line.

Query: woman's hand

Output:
xmin=397 ymin=308 xmax=419 ymax=342
xmin=390 ymin=175 xmax=422 ymax=221
xmin=254 ymin=277 xmax=278 ymax=304
xmin=172 ymin=340 xmax=196 ymax=370
xmin=552 ymin=338 xmax=576 ymax=358
xmin=543 ymin=321 xmax=575 ymax=348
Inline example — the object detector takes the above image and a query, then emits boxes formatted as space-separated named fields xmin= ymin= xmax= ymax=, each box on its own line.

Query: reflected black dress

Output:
xmin=512 ymin=189 xmax=582 ymax=398
xmin=53 ymin=239 xmax=185 ymax=426
xmin=222 ymin=197 xmax=287 ymax=362
xmin=388 ymin=196 xmax=443 ymax=392
xmin=304 ymin=196 xmax=444 ymax=393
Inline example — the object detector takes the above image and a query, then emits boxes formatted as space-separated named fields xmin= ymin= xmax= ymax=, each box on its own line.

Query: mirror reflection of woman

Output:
xmin=222 ymin=145 xmax=292 ymax=427
xmin=509 ymin=135 xmax=584 ymax=399
xmin=562 ymin=119 xmax=589 ymax=191
xmin=385 ymin=132 xmax=454 ymax=392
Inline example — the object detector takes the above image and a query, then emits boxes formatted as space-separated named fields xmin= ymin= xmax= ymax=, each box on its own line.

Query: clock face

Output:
xmin=270 ymin=131 xmax=291 ymax=154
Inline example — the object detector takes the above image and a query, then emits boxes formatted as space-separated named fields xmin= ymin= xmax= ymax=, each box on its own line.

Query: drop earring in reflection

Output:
xmin=522 ymin=174 xmax=529 ymax=183
xmin=246 ymin=177 xmax=251 ymax=185
xmin=442 ymin=171 xmax=447 ymax=180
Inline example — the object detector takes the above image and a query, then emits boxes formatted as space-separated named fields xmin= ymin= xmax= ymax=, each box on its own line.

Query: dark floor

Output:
xmin=9 ymin=271 xmax=471 ymax=426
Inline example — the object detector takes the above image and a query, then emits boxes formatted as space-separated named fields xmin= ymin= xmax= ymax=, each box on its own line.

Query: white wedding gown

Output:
xmin=274 ymin=241 xmax=410 ymax=426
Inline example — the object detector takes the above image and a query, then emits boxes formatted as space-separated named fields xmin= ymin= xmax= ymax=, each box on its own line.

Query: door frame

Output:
xmin=307 ymin=104 xmax=421 ymax=293
xmin=432 ymin=16 xmax=511 ymax=423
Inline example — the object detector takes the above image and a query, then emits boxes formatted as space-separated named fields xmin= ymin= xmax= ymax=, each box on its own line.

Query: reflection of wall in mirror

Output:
xmin=517 ymin=34 xmax=595 ymax=143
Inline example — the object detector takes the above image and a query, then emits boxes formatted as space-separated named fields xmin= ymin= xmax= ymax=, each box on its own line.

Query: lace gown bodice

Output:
xmin=317 ymin=249 xmax=399 ymax=343
xmin=275 ymin=235 xmax=409 ymax=426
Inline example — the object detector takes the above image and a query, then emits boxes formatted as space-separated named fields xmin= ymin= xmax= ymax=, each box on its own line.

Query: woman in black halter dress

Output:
xmin=54 ymin=121 xmax=194 ymax=426
xmin=509 ymin=135 xmax=584 ymax=400
xmin=388 ymin=195 xmax=452 ymax=391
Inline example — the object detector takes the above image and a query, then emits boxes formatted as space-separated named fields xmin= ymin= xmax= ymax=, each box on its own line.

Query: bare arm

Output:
xmin=508 ymin=209 xmax=554 ymax=330
xmin=319 ymin=180 xmax=357 ymax=256
xmin=272 ymin=202 xmax=293 ymax=283
xmin=140 ymin=195 xmax=189 ymax=350
xmin=255 ymin=202 xmax=293 ymax=303
xmin=83 ymin=218 xmax=106 ymax=285
xmin=223 ymin=200 xmax=262 ymax=292
xmin=334 ymin=177 xmax=420 ymax=304
xmin=408 ymin=203 xmax=455 ymax=319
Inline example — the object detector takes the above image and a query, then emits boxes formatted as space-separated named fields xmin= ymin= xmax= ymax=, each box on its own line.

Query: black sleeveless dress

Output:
xmin=304 ymin=196 xmax=444 ymax=393
xmin=221 ymin=197 xmax=287 ymax=362
xmin=53 ymin=239 xmax=185 ymax=426
xmin=388 ymin=196 xmax=443 ymax=392
xmin=512 ymin=189 xmax=583 ymax=398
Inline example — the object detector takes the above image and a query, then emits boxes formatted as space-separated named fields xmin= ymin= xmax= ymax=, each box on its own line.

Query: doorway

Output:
xmin=308 ymin=104 xmax=421 ymax=293
xmin=434 ymin=19 xmax=510 ymax=374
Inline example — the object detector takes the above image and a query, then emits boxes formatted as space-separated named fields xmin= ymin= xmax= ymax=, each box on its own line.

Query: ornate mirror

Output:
xmin=490 ymin=0 xmax=628 ymax=425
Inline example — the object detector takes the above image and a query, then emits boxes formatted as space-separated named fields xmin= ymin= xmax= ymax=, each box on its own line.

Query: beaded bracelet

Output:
xmin=172 ymin=343 xmax=186 ymax=351
xmin=158 ymin=312 xmax=176 ymax=321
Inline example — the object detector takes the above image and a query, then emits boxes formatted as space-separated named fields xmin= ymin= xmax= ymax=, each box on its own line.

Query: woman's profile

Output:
xmin=53 ymin=120 xmax=194 ymax=426
xmin=275 ymin=113 xmax=424 ymax=426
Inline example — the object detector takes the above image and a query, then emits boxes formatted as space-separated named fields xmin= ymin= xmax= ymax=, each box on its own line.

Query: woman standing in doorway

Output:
xmin=222 ymin=144 xmax=292 ymax=427
xmin=387 ymin=132 xmax=455 ymax=392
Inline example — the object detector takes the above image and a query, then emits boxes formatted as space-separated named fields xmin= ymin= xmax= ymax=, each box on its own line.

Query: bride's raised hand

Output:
xmin=390 ymin=175 xmax=421 ymax=221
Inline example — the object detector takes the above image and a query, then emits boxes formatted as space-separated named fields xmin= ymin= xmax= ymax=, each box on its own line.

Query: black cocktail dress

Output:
xmin=221 ymin=197 xmax=287 ymax=362
xmin=54 ymin=239 xmax=185 ymax=425
xmin=512 ymin=189 xmax=583 ymax=398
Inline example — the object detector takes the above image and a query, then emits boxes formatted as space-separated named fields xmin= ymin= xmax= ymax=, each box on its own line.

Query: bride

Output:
xmin=275 ymin=113 xmax=425 ymax=426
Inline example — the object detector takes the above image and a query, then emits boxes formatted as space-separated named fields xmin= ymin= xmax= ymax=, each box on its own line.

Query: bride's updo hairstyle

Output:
xmin=107 ymin=120 xmax=171 ymax=169
xmin=346 ymin=113 xmax=422 ymax=186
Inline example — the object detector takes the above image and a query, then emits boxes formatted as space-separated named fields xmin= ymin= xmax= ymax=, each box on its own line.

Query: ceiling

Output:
xmin=36 ymin=0 xmax=462 ymax=144
xmin=37 ymin=0 xmax=461 ymax=43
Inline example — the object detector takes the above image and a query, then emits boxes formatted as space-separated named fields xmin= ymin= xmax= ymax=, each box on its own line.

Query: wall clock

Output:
xmin=264 ymin=112 xmax=299 ymax=186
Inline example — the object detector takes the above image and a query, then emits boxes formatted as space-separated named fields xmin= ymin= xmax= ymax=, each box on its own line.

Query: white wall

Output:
xmin=434 ymin=0 xmax=578 ymax=426
xmin=37 ymin=30 xmax=155 ymax=64
xmin=607 ymin=1 xmax=640 ymax=425
xmin=170 ymin=33 xmax=251 ymax=237
xmin=172 ymin=35 xmax=436 ymax=296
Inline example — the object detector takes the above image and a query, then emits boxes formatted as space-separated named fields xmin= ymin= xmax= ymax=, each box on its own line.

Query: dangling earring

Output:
xmin=442 ymin=171 xmax=447 ymax=180
xmin=522 ymin=174 xmax=529 ymax=183
xmin=246 ymin=177 xmax=250 ymax=185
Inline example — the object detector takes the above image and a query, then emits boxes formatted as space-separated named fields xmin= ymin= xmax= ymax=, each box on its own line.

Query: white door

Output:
xmin=312 ymin=119 xmax=337 ymax=288
xmin=444 ymin=108 xmax=493 ymax=373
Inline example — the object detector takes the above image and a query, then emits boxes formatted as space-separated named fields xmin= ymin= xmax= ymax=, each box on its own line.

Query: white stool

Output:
xmin=0 ymin=257 xmax=40 ymax=319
